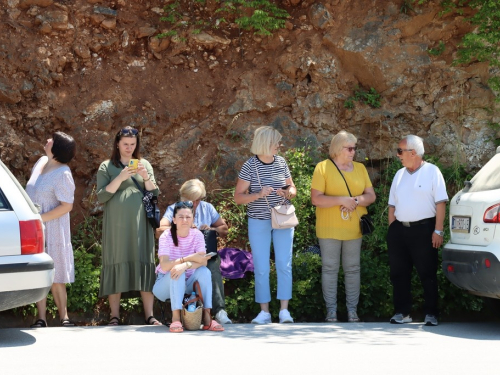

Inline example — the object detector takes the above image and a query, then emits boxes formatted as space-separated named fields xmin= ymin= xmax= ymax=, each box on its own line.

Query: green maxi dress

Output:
xmin=96 ymin=159 xmax=159 ymax=298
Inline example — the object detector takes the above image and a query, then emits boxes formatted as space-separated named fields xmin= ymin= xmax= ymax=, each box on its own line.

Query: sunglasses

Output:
xmin=397 ymin=148 xmax=414 ymax=155
xmin=119 ymin=128 xmax=138 ymax=136
xmin=175 ymin=201 xmax=193 ymax=209
xmin=343 ymin=146 xmax=357 ymax=152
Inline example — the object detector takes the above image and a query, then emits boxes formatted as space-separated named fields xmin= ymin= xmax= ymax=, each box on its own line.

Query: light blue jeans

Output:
xmin=248 ymin=218 xmax=294 ymax=303
xmin=152 ymin=266 xmax=212 ymax=310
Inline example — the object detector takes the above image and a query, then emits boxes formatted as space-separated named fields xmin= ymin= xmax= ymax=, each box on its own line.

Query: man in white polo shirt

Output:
xmin=387 ymin=135 xmax=448 ymax=326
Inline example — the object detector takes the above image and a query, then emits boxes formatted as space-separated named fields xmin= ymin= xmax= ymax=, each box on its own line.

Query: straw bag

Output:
xmin=181 ymin=281 xmax=204 ymax=331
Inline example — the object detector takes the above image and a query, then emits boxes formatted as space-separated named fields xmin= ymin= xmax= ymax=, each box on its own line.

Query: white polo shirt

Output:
xmin=388 ymin=162 xmax=448 ymax=222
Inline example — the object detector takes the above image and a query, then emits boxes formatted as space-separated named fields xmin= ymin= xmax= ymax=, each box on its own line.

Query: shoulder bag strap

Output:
xmin=329 ymin=158 xmax=363 ymax=220
xmin=254 ymin=157 xmax=284 ymax=210
xmin=329 ymin=157 xmax=352 ymax=197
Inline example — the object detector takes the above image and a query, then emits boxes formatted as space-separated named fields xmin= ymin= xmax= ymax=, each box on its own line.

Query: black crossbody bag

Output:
xmin=329 ymin=158 xmax=374 ymax=235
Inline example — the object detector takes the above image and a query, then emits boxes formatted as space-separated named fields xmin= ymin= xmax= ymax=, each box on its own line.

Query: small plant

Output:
xmin=487 ymin=121 xmax=500 ymax=147
xmin=428 ymin=41 xmax=445 ymax=56
xmin=344 ymin=87 xmax=382 ymax=109
xmin=401 ymin=0 xmax=414 ymax=14
xmin=157 ymin=30 xmax=178 ymax=39
xmin=217 ymin=0 xmax=289 ymax=36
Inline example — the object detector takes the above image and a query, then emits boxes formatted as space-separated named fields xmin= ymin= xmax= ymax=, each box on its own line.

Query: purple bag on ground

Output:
xmin=219 ymin=247 xmax=254 ymax=279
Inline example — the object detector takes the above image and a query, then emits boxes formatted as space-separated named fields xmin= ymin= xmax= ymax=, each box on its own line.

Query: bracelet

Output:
xmin=186 ymin=261 xmax=192 ymax=269
xmin=144 ymin=176 xmax=150 ymax=181
xmin=180 ymin=257 xmax=184 ymax=264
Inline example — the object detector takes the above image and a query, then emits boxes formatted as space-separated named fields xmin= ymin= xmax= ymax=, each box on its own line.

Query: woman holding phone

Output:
xmin=96 ymin=126 xmax=161 ymax=326
xmin=153 ymin=201 xmax=224 ymax=332
xmin=234 ymin=126 xmax=296 ymax=324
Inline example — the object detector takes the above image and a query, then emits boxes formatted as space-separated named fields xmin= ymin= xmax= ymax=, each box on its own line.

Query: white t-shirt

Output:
xmin=388 ymin=162 xmax=448 ymax=222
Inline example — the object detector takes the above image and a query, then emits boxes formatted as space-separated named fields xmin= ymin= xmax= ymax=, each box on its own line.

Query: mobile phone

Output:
xmin=128 ymin=159 xmax=139 ymax=170
xmin=205 ymin=252 xmax=217 ymax=257
xmin=282 ymin=185 xmax=290 ymax=190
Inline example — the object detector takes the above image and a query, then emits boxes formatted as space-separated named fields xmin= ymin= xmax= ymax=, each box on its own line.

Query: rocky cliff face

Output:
xmin=1 ymin=0 xmax=498 ymax=221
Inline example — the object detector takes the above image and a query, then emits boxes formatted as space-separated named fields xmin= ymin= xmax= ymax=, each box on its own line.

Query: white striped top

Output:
xmin=238 ymin=155 xmax=291 ymax=220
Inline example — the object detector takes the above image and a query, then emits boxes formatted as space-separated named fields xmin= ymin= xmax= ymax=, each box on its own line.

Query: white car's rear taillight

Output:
xmin=19 ymin=220 xmax=44 ymax=254
xmin=483 ymin=203 xmax=500 ymax=223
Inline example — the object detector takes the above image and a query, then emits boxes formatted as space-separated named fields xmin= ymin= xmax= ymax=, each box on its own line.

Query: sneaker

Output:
xmin=215 ymin=310 xmax=232 ymax=325
xmin=390 ymin=313 xmax=412 ymax=324
xmin=251 ymin=310 xmax=272 ymax=324
xmin=325 ymin=310 xmax=337 ymax=322
xmin=347 ymin=311 xmax=360 ymax=322
xmin=279 ymin=309 xmax=294 ymax=323
xmin=424 ymin=314 xmax=438 ymax=326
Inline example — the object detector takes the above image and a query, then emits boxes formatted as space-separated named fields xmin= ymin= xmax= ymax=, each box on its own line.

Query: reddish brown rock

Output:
xmin=19 ymin=0 xmax=53 ymax=9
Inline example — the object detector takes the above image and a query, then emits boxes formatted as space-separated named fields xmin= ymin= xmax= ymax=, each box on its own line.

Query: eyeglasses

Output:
xmin=343 ymin=146 xmax=357 ymax=152
xmin=175 ymin=201 xmax=193 ymax=209
xmin=119 ymin=128 xmax=138 ymax=136
xmin=397 ymin=148 xmax=414 ymax=155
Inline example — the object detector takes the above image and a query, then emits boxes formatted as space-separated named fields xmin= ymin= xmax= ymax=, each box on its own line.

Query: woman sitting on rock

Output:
xmin=152 ymin=201 xmax=224 ymax=333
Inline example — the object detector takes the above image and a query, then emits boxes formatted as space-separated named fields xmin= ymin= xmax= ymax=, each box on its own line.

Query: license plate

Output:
xmin=452 ymin=216 xmax=470 ymax=233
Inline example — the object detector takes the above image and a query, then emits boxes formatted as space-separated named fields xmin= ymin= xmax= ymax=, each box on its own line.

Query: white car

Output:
xmin=0 ymin=159 xmax=54 ymax=311
xmin=443 ymin=146 xmax=500 ymax=299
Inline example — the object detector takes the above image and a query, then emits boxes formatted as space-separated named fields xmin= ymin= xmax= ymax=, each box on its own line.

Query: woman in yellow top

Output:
xmin=311 ymin=130 xmax=376 ymax=322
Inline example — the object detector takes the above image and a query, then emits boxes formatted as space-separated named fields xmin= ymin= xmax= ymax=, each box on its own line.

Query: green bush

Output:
xmin=219 ymin=150 xmax=487 ymax=322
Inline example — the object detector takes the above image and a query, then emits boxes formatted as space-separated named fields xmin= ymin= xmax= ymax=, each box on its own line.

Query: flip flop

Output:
xmin=145 ymin=316 xmax=162 ymax=326
xmin=203 ymin=319 xmax=224 ymax=332
xmin=108 ymin=316 xmax=120 ymax=326
xmin=30 ymin=319 xmax=47 ymax=328
xmin=61 ymin=319 xmax=76 ymax=327
xmin=169 ymin=321 xmax=183 ymax=333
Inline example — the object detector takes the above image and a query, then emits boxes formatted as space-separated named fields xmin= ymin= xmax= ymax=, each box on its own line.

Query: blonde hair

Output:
xmin=179 ymin=179 xmax=206 ymax=201
xmin=329 ymin=130 xmax=357 ymax=158
xmin=250 ymin=126 xmax=282 ymax=156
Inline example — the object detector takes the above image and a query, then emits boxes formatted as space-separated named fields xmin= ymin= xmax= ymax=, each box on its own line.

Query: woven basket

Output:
xmin=181 ymin=281 xmax=204 ymax=331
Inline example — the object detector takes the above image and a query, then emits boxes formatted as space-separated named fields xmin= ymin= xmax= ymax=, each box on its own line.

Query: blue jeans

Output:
xmin=248 ymin=218 xmax=294 ymax=303
xmin=152 ymin=267 xmax=213 ymax=310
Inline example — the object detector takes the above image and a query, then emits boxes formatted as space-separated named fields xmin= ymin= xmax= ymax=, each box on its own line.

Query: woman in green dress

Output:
xmin=96 ymin=126 xmax=161 ymax=326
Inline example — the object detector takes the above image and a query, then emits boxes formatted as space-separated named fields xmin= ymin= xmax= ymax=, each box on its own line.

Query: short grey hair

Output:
xmin=403 ymin=135 xmax=425 ymax=157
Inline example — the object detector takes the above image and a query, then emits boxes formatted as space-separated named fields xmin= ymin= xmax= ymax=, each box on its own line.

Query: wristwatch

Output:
xmin=354 ymin=198 xmax=359 ymax=206
xmin=434 ymin=230 xmax=444 ymax=237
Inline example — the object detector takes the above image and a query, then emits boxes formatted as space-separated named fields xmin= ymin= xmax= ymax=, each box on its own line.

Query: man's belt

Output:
xmin=399 ymin=218 xmax=434 ymax=227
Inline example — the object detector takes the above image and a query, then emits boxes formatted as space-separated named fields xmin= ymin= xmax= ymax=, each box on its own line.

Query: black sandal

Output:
xmin=145 ymin=316 xmax=162 ymax=326
xmin=30 ymin=319 xmax=47 ymax=328
xmin=61 ymin=319 xmax=76 ymax=327
xmin=108 ymin=316 xmax=120 ymax=326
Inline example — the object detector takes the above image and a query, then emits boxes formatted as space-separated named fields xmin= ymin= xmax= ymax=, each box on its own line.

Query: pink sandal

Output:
xmin=203 ymin=319 xmax=224 ymax=332
xmin=169 ymin=321 xmax=183 ymax=333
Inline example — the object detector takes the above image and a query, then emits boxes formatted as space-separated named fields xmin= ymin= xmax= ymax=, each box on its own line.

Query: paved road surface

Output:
xmin=1 ymin=322 xmax=499 ymax=375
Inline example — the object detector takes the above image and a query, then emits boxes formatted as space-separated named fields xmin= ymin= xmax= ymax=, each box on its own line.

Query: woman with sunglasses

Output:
xmin=152 ymin=201 xmax=224 ymax=332
xmin=234 ymin=126 xmax=296 ymax=324
xmin=26 ymin=132 xmax=76 ymax=327
xmin=96 ymin=126 xmax=161 ymax=326
xmin=310 ymin=130 xmax=376 ymax=323
xmin=157 ymin=179 xmax=232 ymax=325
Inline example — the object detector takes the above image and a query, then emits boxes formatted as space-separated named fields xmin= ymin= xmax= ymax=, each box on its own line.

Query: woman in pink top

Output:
xmin=152 ymin=201 xmax=224 ymax=332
